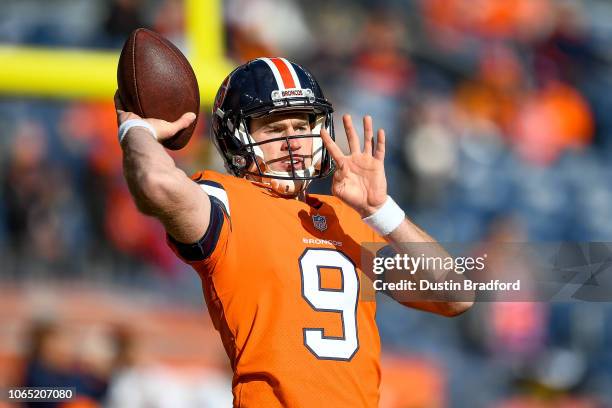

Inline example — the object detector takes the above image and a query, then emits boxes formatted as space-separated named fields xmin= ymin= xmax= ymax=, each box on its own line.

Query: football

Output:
xmin=117 ymin=28 xmax=200 ymax=150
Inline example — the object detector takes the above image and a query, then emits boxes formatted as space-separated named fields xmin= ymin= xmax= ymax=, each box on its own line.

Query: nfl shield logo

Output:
xmin=312 ymin=214 xmax=327 ymax=232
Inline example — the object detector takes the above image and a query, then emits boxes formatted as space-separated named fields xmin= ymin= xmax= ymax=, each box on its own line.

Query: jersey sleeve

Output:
xmin=166 ymin=171 xmax=233 ymax=276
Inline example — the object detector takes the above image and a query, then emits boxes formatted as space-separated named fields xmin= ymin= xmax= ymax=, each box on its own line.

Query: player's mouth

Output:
xmin=282 ymin=158 xmax=305 ymax=171
xmin=267 ymin=154 xmax=312 ymax=172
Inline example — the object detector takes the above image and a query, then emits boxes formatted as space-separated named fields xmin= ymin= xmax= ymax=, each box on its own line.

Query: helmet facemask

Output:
xmin=232 ymin=109 xmax=332 ymax=196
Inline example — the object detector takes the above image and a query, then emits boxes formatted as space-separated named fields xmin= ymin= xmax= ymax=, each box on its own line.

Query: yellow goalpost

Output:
xmin=0 ymin=0 xmax=233 ymax=104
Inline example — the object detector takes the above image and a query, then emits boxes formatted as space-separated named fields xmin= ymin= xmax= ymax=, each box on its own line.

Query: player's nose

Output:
xmin=282 ymin=131 xmax=302 ymax=151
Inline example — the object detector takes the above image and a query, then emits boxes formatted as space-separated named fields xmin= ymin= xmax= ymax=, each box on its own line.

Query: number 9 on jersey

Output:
xmin=299 ymin=248 xmax=359 ymax=361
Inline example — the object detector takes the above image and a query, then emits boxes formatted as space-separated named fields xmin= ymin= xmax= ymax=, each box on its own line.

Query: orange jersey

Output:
xmin=168 ymin=170 xmax=385 ymax=407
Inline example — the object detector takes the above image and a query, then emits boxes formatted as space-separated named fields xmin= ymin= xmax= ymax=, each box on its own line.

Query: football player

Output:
xmin=116 ymin=57 xmax=472 ymax=407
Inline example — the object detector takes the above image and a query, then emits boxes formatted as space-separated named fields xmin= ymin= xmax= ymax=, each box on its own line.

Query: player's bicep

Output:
xmin=156 ymin=168 xmax=212 ymax=244
xmin=165 ymin=174 xmax=232 ymax=265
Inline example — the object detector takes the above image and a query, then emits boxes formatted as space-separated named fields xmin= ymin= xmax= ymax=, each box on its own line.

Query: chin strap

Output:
xmin=269 ymin=178 xmax=308 ymax=196
xmin=245 ymin=174 xmax=308 ymax=197
xmin=245 ymin=155 xmax=310 ymax=196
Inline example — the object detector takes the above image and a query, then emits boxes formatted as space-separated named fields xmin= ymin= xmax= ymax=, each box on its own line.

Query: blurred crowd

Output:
xmin=1 ymin=0 xmax=612 ymax=406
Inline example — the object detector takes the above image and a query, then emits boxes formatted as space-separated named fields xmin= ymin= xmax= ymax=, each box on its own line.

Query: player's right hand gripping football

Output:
xmin=114 ymin=91 xmax=196 ymax=142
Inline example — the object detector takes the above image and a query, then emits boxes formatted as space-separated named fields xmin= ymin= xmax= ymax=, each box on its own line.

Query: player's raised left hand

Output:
xmin=320 ymin=114 xmax=387 ymax=218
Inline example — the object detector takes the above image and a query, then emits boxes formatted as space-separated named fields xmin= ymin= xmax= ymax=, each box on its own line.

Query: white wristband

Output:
xmin=362 ymin=196 xmax=405 ymax=236
xmin=118 ymin=119 xmax=157 ymax=144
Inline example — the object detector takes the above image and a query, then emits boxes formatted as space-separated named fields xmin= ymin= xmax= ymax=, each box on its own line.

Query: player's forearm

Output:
xmin=385 ymin=218 xmax=436 ymax=246
xmin=385 ymin=219 xmax=474 ymax=316
xmin=120 ymin=128 xmax=183 ymax=215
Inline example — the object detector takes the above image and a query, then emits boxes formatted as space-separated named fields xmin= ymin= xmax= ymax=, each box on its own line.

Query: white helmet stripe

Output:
xmin=258 ymin=57 xmax=287 ymax=90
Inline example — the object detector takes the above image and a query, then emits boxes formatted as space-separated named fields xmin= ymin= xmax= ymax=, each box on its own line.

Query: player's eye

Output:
xmin=264 ymin=126 xmax=282 ymax=134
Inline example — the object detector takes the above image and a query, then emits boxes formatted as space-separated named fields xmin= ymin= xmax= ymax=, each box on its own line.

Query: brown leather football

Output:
xmin=117 ymin=28 xmax=200 ymax=150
